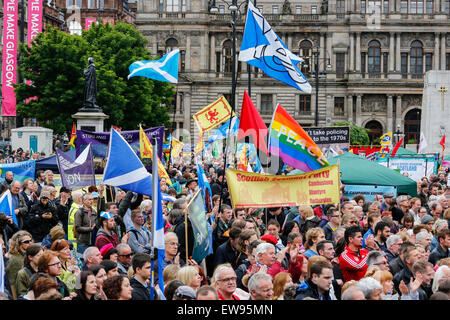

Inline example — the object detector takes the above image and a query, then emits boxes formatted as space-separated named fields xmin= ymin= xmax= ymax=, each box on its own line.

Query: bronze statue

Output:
xmin=82 ymin=57 xmax=100 ymax=111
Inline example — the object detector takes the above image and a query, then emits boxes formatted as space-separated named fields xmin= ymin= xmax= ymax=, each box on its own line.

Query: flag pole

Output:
xmin=338 ymin=159 xmax=342 ymax=227
xmin=150 ymin=136 xmax=159 ymax=300
xmin=185 ymin=190 xmax=200 ymax=263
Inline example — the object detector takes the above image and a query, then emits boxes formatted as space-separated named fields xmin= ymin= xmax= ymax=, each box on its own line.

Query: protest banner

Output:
xmin=226 ymin=165 xmax=340 ymax=208
xmin=0 ymin=160 xmax=36 ymax=182
xmin=343 ymin=185 xmax=397 ymax=202
xmin=187 ymin=191 xmax=210 ymax=264
xmin=377 ymin=156 xmax=438 ymax=181
xmin=55 ymin=144 xmax=95 ymax=188
xmin=304 ymin=126 xmax=350 ymax=157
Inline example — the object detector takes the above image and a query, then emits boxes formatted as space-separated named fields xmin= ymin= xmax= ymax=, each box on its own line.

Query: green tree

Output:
xmin=332 ymin=120 xmax=370 ymax=146
xmin=15 ymin=23 xmax=175 ymax=134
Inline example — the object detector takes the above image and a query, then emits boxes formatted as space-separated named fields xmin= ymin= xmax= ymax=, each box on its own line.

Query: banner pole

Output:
xmin=185 ymin=190 xmax=200 ymax=264
xmin=338 ymin=159 xmax=342 ymax=227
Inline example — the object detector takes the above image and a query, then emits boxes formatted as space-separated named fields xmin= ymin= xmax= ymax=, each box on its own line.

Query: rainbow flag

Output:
xmin=268 ymin=104 xmax=328 ymax=172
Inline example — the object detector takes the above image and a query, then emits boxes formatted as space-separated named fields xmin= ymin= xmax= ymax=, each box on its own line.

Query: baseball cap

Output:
xmin=60 ymin=187 xmax=72 ymax=193
xmin=100 ymin=211 xmax=114 ymax=219
xmin=421 ymin=215 xmax=434 ymax=224
xmin=175 ymin=286 xmax=196 ymax=300
xmin=383 ymin=192 xmax=394 ymax=198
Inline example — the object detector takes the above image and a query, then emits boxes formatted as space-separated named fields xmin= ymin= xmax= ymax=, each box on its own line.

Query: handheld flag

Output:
xmin=237 ymin=90 xmax=269 ymax=155
xmin=69 ymin=123 xmax=77 ymax=150
xmin=55 ymin=144 xmax=95 ymax=188
xmin=379 ymin=132 xmax=392 ymax=145
xmin=187 ymin=191 xmax=210 ymax=264
xmin=418 ymin=132 xmax=428 ymax=154
xmin=193 ymin=96 xmax=233 ymax=133
xmin=139 ymin=125 xmax=172 ymax=186
xmin=196 ymin=159 xmax=213 ymax=212
xmin=238 ymin=2 xmax=311 ymax=93
xmin=103 ymin=128 xmax=153 ymax=197
xmin=268 ymin=103 xmax=328 ymax=172
xmin=207 ymin=116 xmax=239 ymax=144
xmin=128 ymin=49 xmax=179 ymax=83
xmin=0 ymin=190 xmax=17 ymax=226
xmin=150 ymin=139 xmax=165 ymax=299
xmin=390 ymin=136 xmax=404 ymax=158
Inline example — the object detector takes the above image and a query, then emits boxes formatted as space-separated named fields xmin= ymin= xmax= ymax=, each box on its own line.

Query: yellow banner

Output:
xmin=193 ymin=96 xmax=233 ymax=132
xmin=171 ymin=137 xmax=184 ymax=159
xmin=225 ymin=165 xmax=340 ymax=208
xmin=139 ymin=125 xmax=172 ymax=186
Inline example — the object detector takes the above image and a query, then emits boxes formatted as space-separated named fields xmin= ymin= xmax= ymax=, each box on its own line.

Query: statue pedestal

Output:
xmin=72 ymin=110 xmax=109 ymax=132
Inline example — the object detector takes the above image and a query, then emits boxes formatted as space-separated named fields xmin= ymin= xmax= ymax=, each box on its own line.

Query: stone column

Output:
xmin=396 ymin=33 xmax=401 ymax=72
xmin=355 ymin=33 xmax=361 ymax=72
xmin=389 ymin=33 xmax=395 ymax=72
xmin=327 ymin=33 xmax=334 ymax=72
xmin=320 ymin=33 xmax=325 ymax=65
xmin=441 ymin=0 xmax=446 ymax=13
xmin=436 ymin=0 xmax=441 ymax=13
xmin=186 ymin=35 xmax=191 ymax=71
xmin=441 ymin=33 xmax=446 ymax=70
xmin=356 ymin=94 xmax=362 ymax=125
xmin=184 ymin=93 xmax=191 ymax=137
xmin=396 ymin=95 xmax=402 ymax=129
xmin=349 ymin=33 xmax=354 ymax=71
xmin=435 ymin=32 xmax=440 ymax=70
xmin=389 ymin=0 xmax=395 ymax=12
xmin=387 ymin=95 xmax=393 ymax=132
xmin=200 ymin=32 xmax=208 ymax=71
xmin=396 ymin=0 xmax=401 ymax=12
xmin=347 ymin=94 xmax=353 ymax=121
xmin=210 ymin=33 xmax=216 ymax=72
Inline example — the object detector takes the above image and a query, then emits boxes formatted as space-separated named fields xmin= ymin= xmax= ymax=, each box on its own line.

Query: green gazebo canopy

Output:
xmin=328 ymin=152 xmax=418 ymax=196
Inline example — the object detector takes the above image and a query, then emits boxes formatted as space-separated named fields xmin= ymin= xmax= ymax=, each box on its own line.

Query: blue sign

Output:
xmin=343 ymin=184 xmax=397 ymax=202
xmin=0 ymin=160 xmax=36 ymax=182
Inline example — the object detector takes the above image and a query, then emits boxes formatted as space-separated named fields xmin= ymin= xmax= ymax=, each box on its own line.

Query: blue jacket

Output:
xmin=295 ymin=278 xmax=331 ymax=300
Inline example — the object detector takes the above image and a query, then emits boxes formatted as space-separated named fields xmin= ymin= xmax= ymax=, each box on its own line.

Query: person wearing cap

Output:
xmin=186 ymin=178 xmax=198 ymax=198
xmin=95 ymin=211 xmax=124 ymax=251
xmin=24 ymin=190 xmax=59 ymax=243
xmin=173 ymin=285 xmax=196 ymax=300
xmin=381 ymin=192 xmax=394 ymax=212
xmin=421 ymin=215 xmax=435 ymax=233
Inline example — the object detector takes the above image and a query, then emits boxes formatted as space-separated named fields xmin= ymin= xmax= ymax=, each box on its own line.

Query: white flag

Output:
xmin=418 ymin=132 xmax=428 ymax=154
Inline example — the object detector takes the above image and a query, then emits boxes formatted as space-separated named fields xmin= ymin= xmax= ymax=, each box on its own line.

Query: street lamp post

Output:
xmin=394 ymin=124 xmax=404 ymax=146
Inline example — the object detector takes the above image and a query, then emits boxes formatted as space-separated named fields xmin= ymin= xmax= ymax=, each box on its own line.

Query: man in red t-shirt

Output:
xmin=215 ymin=266 xmax=240 ymax=300
xmin=338 ymin=226 xmax=369 ymax=283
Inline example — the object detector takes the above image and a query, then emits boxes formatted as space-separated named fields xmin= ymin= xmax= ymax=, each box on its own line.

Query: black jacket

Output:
xmin=393 ymin=266 xmax=414 ymax=295
xmin=295 ymin=278 xmax=331 ymax=300
xmin=173 ymin=215 xmax=194 ymax=262
xmin=130 ymin=277 xmax=150 ymax=300
xmin=213 ymin=240 xmax=242 ymax=270
xmin=54 ymin=198 xmax=70 ymax=235
xmin=24 ymin=201 xmax=58 ymax=242
xmin=212 ymin=218 xmax=230 ymax=250
xmin=389 ymin=256 xmax=406 ymax=277
xmin=428 ymin=245 xmax=449 ymax=266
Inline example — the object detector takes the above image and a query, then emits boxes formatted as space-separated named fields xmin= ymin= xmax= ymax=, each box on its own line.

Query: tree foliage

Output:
xmin=332 ymin=120 xmax=370 ymax=146
xmin=15 ymin=23 xmax=175 ymax=134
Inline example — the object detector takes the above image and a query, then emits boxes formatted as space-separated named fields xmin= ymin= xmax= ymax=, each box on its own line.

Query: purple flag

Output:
xmin=55 ymin=144 xmax=95 ymax=188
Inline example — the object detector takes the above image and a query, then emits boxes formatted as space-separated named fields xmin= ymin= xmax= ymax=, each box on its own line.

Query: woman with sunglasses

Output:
xmin=51 ymin=239 xmax=80 ymax=292
xmin=5 ymin=231 xmax=33 ymax=299
xmin=15 ymin=244 xmax=44 ymax=297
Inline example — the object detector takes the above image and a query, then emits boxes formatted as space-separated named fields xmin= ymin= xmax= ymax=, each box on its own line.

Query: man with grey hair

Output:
xmin=333 ymin=227 xmax=346 ymax=245
xmin=116 ymin=243 xmax=133 ymax=275
xmin=438 ymin=195 xmax=448 ymax=210
xmin=10 ymin=180 xmax=28 ymax=229
xmin=215 ymin=265 xmax=239 ymax=300
xmin=248 ymin=272 xmax=273 ymax=300
xmin=173 ymin=198 xmax=187 ymax=210
xmin=392 ymin=195 xmax=409 ymax=224
xmin=82 ymin=246 xmax=102 ymax=271
xmin=358 ymin=277 xmax=383 ymax=300
xmin=416 ymin=231 xmax=432 ymax=248
xmin=385 ymin=234 xmax=403 ymax=262
xmin=367 ymin=250 xmax=389 ymax=271
xmin=341 ymin=284 xmax=366 ymax=300
xmin=140 ymin=199 xmax=152 ymax=223
xmin=74 ymin=192 xmax=97 ymax=255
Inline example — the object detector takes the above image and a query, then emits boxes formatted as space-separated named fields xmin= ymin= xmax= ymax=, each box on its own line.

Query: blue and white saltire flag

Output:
xmin=238 ymin=2 xmax=312 ymax=93
xmin=128 ymin=49 xmax=179 ymax=84
xmin=103 ymin=128 xmax=153 ymax=197
xmin=195 ymin=158 xmax=213 ymax=212
xmin=161 ymin=193 xmax=176 ymax=202
xmin=151 ymin=152 xmax=165 ymax=300
xmin=207 ymin=116 xmax=239 ymax=144
xmin=0 ymin=190 xmax=17 ymax=226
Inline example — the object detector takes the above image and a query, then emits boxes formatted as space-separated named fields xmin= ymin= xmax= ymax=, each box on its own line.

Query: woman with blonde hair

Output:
xmin=303 ymin=228 xmax=326 ymax=259
xmin=163 ymin=264 xmax=181 ymax=286
xmin=272 ymin=272 xmax=293 ymax=300
xmin=176 ymin=265 xmax=202 ymax=292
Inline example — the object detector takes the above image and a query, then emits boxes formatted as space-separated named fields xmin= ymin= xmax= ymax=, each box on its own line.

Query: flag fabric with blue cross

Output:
xmin=128 ymin=49 xmax=179 ymax=84
xmin=238 ymin=2 xmax=311 ymax=93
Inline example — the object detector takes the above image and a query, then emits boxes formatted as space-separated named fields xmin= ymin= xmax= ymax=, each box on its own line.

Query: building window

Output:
xmin=401 ymin=0 xmax=408 ymax=12
xmin=425 ymin=53 xmax=432 ymax=72
xmin=361 ymin=52 xmax=366 ymax=75
xmin=410 ymin=40 xmax=423 ymax=76
xmin=311 ymin=6 xmax=317 ymax=14
xmin=368 ymin=40 xmax=381 ymax=75
xmin=337 ymin=0 xmax=345 ymax=13
xmin=257 ymin=6 xmax=263 ymax=12
xmin=299 ymin=40 xmax=312 ymax=75
xmin=181 ymin=0 xmax=187 ymax=12
xmin=88 ymin=0 xmax=95 ymax=8
xmin=97 ymin=0 xmax=104 ymax=9
xmin=383 ymin=52 xmax=388 ymax=73
xmin=361 ymin=0 xmax=366 ymax=13
xmin=261 ymin=94 xmax=273 ymax=114
xmin=410 ymin=0 xmax=424 ymax=13
xmin=219 ymin=5 xmax=225 ymax=13
xmin=334 ymin=97 xmax=345 ymax=116
xmin=446 ymin=0 xmax=450 ymax=13
xmin=159 ymin=0 xmax=164 ymax=12
xmin=368 ymin=0 xmax=381 ymax=14
xmin=272 ymin=5 xmax=278 ymax=14
xmin=167 ymin=0 xmax=179 ymax=12
xmin=401 ymin=52 xmax=408 ymax=78
xmin=446 ymin=53 xmax=450 ymax=70
xmin=296 ymin=5 xmax=302 ymax=14
xmin=180 ymin=50 xmax=185 ymax=71
xmin=216 ymin=52 xmax=221 ymax=72
xmin=223 ymin=40 xmax=233 ymax=73
xmin=426 ymin=0 xmax=433 ymax=12
xmin=336 ymin=53 xmax=345 ymax=78
xmin=299 ymin=95 xmax=311 ymax=114
xmin=166 ymin=38 xmax=178 ymax=53
xmin=383 ymin=0 xmax=389 ymax=13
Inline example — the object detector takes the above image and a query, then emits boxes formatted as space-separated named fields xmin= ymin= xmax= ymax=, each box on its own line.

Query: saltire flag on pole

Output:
xmin=69 ymin=123 xmax=77 ymax=150
xmin=103 ymin=128 xmax=153 ymax=197
xmin=207 ymin=116 xmax=239 ymax=144
xmin=268 ymin=103 xmax=328 ymax=172
xmin=0 ymin=189 xmax=17 ymax=226
xmin=139 ymin=125 xmax=173 ymax=186
xmin=390 ymin=136 xmax=404 ymax=158
xmin=150 ymin=139 xmax=165 ymax=299
xmin=237 ymin=90 xmax=269 ymax=156
xmin=55 ymin=144 xmax=95 ymax=188
xmin=193 ymin=96 xmax=233 ymax=133
xmin=238 ymin=1 xmax=312 ymax=93
xmin=128 ymin=49 xmax=179 ymax=84
xmin=196 ymin=158 xmax=213 ymax=212
xmin=418 ymin=132 xmax=428 ymax=154
xmin=187 ymin=191 xmax=210 ymax=264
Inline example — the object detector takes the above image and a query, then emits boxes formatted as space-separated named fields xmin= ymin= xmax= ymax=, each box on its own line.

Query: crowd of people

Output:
xmin=0 ymin=149 xmax=449 ymax=301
